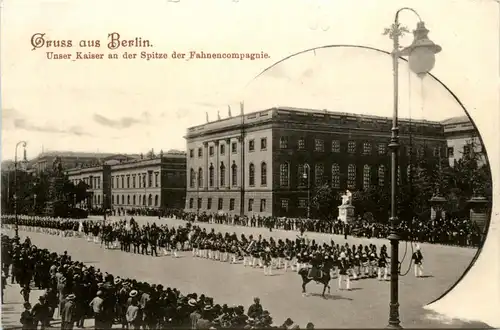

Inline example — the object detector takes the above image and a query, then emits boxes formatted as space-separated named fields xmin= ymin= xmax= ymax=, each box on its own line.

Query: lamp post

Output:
xmin=302 ymin=164 xmax=311 ymax=219
xmin=14 ymin=141 xmax=28 ymax=239
xmin=383 ymin=8 xmax=441 ymax=329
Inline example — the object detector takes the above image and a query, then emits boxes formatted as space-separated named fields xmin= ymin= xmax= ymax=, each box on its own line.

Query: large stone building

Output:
xmin=66 ymin=150 xmax=187 ymax=212
xmin=30 ymin=151 xmax=137 ymax=174
xmin=442 ymin=115 xmax=484 ymax=167
xmin=185 ymin=106 xmax=448 ymax=218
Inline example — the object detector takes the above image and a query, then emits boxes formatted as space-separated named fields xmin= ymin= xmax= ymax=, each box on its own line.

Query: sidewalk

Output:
xmin=1 ymin=283 xmax=50 ymax=329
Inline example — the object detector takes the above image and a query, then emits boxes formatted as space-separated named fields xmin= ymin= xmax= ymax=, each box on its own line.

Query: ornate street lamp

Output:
xmin=14 ymin=141 xmax=28 ymax=238
xmin=383 ymin=7 xmax=441 ymax=329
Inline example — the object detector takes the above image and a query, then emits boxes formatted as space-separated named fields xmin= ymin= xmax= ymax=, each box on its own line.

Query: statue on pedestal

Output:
xmin=341 ymin=190 xmax=352 ymax=205
xmin=338 ymin=190 xmax=355 ymax=224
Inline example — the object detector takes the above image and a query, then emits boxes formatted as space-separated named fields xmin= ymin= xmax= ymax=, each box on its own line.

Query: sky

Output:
xmin=0 ymin=0 xmax=498 ymax=161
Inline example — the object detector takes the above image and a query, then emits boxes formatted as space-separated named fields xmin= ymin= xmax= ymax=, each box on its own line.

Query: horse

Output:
xmin=299 ymin=266 xmax=332 ymax=298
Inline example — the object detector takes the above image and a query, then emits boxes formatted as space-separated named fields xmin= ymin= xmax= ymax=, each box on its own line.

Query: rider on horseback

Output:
xmin=307 ymin=251 xmax=323 ymax=280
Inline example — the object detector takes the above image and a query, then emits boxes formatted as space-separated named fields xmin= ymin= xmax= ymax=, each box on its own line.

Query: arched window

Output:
xmin=298 ymin=164 xmax=306 ymax=187
xmin=127 ymin=195 xmax=130 ymax=205
xmin=260 ymin=162 xmax=267 ymax=186
xmin=363 ymin=165 xmax=371 ymax=190
xmin=378 ymin=165 xmax=385 ymax=187
xmin=231 ymin=163 xmax=237 ymax=186
xmin=133 ymin=195 xmax=136 ymax=205
xmin=198 ymin=168 xmax=203 ymax=187
xmin=347 ymin=164 xmax=356 ymax=189
xmin=331 ymin=163 xmax=340 ymax=189
xmin=148 ymin=194 xmax=152 ymax=206
xmin=155 ymin=195 xmax=159 ymax=206
xmin=209 ymin=164 xmax=214 ymax=187
xmin=220 ymin=162 xmax=226 ymax=187
xmin=280 ymin=163 xmax=289 ymax=187
xmin=190 ymin=168 xmax=195 ymax=188
xmin=249 ymin=163 xmax=255 ymax=186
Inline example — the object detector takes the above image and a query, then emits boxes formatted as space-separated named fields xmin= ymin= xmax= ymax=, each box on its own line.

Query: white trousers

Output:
xmin=338 ymin=274 xmax=350 ymax=290
xmin=414 ymin=264 xmax=423 ymax=277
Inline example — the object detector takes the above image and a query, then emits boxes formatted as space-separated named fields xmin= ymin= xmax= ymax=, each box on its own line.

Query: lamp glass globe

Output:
xmin=408 ymin=46 xmax=436 ymax=76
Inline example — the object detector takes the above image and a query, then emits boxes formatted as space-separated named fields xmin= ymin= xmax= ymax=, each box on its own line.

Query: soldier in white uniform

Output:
xmin=412 ymin=244 xmax=424 ymax=277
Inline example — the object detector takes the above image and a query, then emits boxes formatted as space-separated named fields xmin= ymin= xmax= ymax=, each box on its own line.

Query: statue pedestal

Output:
xmin=338 ymin=204 xmax=355 ymax=224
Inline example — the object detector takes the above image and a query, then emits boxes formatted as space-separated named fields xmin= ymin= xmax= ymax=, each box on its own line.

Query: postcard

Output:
xmin=1 ymin=0 xmax=498 ymax=328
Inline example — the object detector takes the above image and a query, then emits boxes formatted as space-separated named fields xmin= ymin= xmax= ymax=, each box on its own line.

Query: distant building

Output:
xmin=30 ymin=151 xmax=138 ymax=174
xmin=184 ymin=106 xmax=448 ymax=218
xmin=66 ymin=150 xmax=187 ymax=211
xmin=442 ymin=115 xmax=485 ymax=167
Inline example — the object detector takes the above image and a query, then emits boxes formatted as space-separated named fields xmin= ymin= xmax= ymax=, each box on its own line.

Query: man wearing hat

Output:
xmin=412 ymin=244 xmax=424 ymax=277
xmin=338 ymin=252 xmax=351 ymax=291
xmin=61 ymin=294 xmax=77 ymax=330
xmin=90 ymin=291 xmax=105 ymax=329
xmin=32 ymin=295 xmax=50 ymax=329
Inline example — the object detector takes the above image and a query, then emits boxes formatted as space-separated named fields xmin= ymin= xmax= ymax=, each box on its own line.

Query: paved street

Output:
xmin=3 ymin=216 xmax=490 ymax=328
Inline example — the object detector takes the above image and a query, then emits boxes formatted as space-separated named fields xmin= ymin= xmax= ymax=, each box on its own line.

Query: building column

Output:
xmin=226 ymin=138 xmax=231 ymax=189
xmin=203 ymin=142 xmax=208 ymax=191
xmin=215 ymin=141 xmax=219 ymax=189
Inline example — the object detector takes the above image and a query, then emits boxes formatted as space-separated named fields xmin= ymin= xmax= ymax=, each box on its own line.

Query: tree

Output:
xmin=311 ymin=183 xmax=340 ymax=220
xmin=352 ymin=187 xmax=390 ymax=223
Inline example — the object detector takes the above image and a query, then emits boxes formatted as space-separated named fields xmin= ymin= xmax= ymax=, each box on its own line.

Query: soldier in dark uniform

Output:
xmin=377 ymin=247 xmax=388 ymax=281
xmin=141 ymin=232 xmax=149 ymax=255
xmin=412 ymin=245 xmax=424 ymax=277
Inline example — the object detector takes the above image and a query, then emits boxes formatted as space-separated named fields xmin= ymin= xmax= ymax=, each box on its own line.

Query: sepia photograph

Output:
xmin=1 ymin=0 xmax=498 ymax=329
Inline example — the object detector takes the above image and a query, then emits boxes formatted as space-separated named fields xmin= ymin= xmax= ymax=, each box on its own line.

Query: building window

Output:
xmin=189 ymin=149 xmax=194 ymax=158
xmin=121 ymin=176 xmax=124 ymax=189
xmin=142 ymin=174 xmax=146 ymax=188
xmin=132 ymin=175 xmax=136 ymax=188
xmin=121 ymin=195 xmax=125 ymax=205
xmin=248 ymin=140 xmax=255 ymax=152
xmin=298 ymin=137 xmax=305 ymax=150
xmin=190 ymin=168 xmax=195 ymax=188
xmin=197 ymin=198 xmax=202 ymax=209
xmin=97 ymin=195 xmax=100 ymax=204
xmin=148 ymin=194 xmax=152 ymax=206
xmin=298 ymin=198 xmax=307 ymax=209
xmin=280 ymin=136 xmax=289 ymax=149
xmin=347 ymin=164 xmax=356 ymax=189
xmin=229 ymin=199 xmax=235 ymax=211
xmin=378 ymin=143 xmax=386 ymax=155
xmin=332 ymin=140 xmax=340 ymax=153
xmin=148 ymin=172 xmax=153 ymax=187
xmin=218 ymin=198 xmax=223 ymax=210
xmin=198 ymin=147 xmax=203 ymax=157
xmin=280 ymin=163 xmax=289 ymax=187
xmin=260 ymin=199 xmax=266 ymax=212
xmin=260 ymin=162 xmax=267 ymax=186
xmin=331 ymin=163 xmax=340 ymax=189
xmin=407 ymin=164 xmax=413 ymax=183
xmin=433 ymin=147 xmax=440 ymax=157
xmin=348 ymin=141 xmax=356 ymax=154
xmin=209 ymin=164 xmax=214 ymax=187
xmin=126 ymin=176 xmax=130 ymax=188
xmin=127 ymin=195 xmax=130 ymax=204
xmin=417 ymin=146 xmax=425 ymax=158
xmin=463 ymin=145 xmax=471 ymax=155
xmin=315 ymin=139 xmax=324 ymax=152
xmin=232 ymin=142 xmax=237 ymax=153
xmin=248 ymin=199 xmax=254 ymax=211
xmin=315 ymin=163 xmax=324 ymax=186
xmin=447 ymin=147 xmax=454 ymax=157
xmin=189 ymin=198 xmax=194 ymax=208
xmin=198 ymin=168 xmax=203 ymax=187
xmin=143 ymin=195 xmax=146 ymax=206
xmin=281 ymin=199 xmax=289 ymax=211
xmin=363 ymin=165 xmax=371 ymax=190
xmin=363 ymin=142 xmax=372 ymax=155
xmin=378 ymin=165 xmax=385 ymax=187
xmin=220 ymin=162 xmax=226 ymax=187
xmin=155 ymin=173 xmax=159 ymax=187
xmin=220 ymin=144 xmax=225 ymax=155
xmin=397 ymin=166 xmax=401 ymax=185
xmin=260 ymin=138 xmax=267 ymax=150
xmin=231 ymin=163 xmax=237 ymax=186
xmin=248 ymin=163 xmax=255 ymax=186
xmin=133 ymin=195 xmax=136 ymax=205
xmin=111 ymin=176 xmax=114 ymax=189
xmin=209 ymin=146 xmax=214 ymax=156
xmin=207 ymin=198 xmax=212 ymax=210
